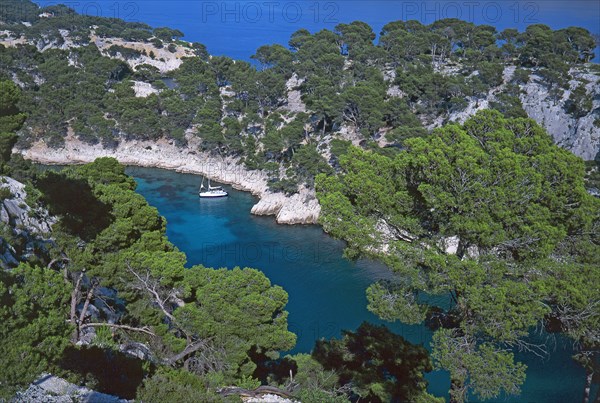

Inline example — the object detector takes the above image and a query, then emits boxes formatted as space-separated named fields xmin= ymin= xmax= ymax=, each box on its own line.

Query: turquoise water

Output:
xmin=127 ymin=166 xmax=587 ymax=402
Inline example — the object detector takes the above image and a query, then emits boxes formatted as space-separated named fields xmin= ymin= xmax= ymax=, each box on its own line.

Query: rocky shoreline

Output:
xmin=18 ymin=135 xmax=321 ymax=225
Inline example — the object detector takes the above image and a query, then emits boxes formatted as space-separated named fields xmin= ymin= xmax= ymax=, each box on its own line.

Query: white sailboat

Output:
xmin=199 ymin=176 xmax=228 ymax=198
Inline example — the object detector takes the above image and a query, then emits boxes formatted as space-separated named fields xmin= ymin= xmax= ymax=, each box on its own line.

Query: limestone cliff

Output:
xmin=0 ymin=176 xmax=56 ymax=268
xmin=519 ymin=69 xmax=599 ymax=161
xmin=19 ymin=134 xmax=321 ymax=225
xmin=441 ymin=66 xmax=599 ymax=160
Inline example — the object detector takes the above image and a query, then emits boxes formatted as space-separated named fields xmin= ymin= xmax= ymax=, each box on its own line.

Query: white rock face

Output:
xmin=92 ymin=36 xmax=195 ymax=73
xmin=15 ymin=374 xmax=129 ymax=403
xmin=131 ymin=80 xmax=160 ymax=97
xmin=519 ymin=70 xmax=600 ymax=161
xmin=386 ymin=85 xmax=404 ymax=98
xmin=19 ymin=134 xmax=321 ymax=225
xmin=0 ymin=176 xmax=55 ymax=234
xmin=0 ymin=30 xmax=195 ymax=74
xmin=0 ymin=176 xmax=56 ymax=268
xmin=244 ymin=394 xmax=297 ymax=403
xmin=284 ymin=74 xmax=306 ymax=113
xmin=441 ymin=236 xmax=460 ymax=255
xmin=252 ymin=187 xmax=321 ymax=225
xmin=430 ymin=66 xmax=599 ymax=160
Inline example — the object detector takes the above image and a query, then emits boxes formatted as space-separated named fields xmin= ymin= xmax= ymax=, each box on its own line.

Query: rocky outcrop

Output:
xmin=284 ymin=74 xmax=306 ymax=113
xmin=131 ymin=80 xmax=160 ymax=97
xmin=91 ymin=35 xmax=195 ymax=73
xmin=432 ymin=66 xmax=599 ymax=160
xmin=251 ymin=187 xmax=321 ymax=225
xmin=430 ymin=66 xmax=516 ymax=128
xmin=13 ymin=374 xmax=129 ymax=403
xmin=0 ymin=30 xmax=196 ymax=74
xmin=519 ymin=69 xmax=600 ymax=161
xmin=244 ymin=394 xmax=297 ymax=403
xmin=18 ymin=134 xmax=321 ymax=225
xmin=0 ymin=176 xmax=56 ymax=268
xmin=1 ymin=177 xmax=54 ymax=233
xmin=219 ymin=386 xmax=298 ymax=402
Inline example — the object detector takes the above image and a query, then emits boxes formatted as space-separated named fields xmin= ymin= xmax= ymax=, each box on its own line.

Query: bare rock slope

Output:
xmin=0 ymin=176 xmax=56 ymax=268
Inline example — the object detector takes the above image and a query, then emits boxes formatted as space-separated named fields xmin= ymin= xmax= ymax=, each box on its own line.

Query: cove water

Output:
xmin=127 ymin=166 xmax=585 ymax=402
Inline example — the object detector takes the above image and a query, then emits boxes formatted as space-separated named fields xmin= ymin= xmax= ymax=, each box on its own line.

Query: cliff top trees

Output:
xmin=153 ymin=27 xmax=184 ymax=42
xmin=3 ymin=6 xmax=597 ymax=194
xmin=316 ymin=110 xmax=600 ymax=401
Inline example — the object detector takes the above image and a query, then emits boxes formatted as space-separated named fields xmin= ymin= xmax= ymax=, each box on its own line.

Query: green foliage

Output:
xmin=91 ymin=325 xmax=118 ymax=349
xmin=291 ymin=144 xmax=333 ymax=185
xmin=252 ymin=44 xmax=294 ymax=76
xmin=489 ymin=87 xmax=528 ymax=119
xmin=340 ymin=81 xmax=386 ymax=137
xmin=329 ymin=139 xmax=352 ymax=160
xmin=316 ymin=110 xmax=600 ymax=401
xmin=0 ymin=0 xmax=41 ymax=23
xmin=565 ymin=84 xmax=593 ymax=118
xmin=176 ymin=266 xmax=296 ymax=376
xmin=476 ymin=61 xmax=504 ymax=87
xmin=584 ymin=161 xmax=600 ymax=191
xmin=0 ymin=80 xmax=26 ymax=134
xmin=2 ymin=9 xmax=595 ymax=191
xmin=432 ymin=329 xmax=526 ymax=401
xmin=0 ymin=264 xmax=72 ymax=398
xmin=136 ymin=369 xmax=227 ymax=403
xmin=313 ymin=322 xmax=432 ymax=402
xmin=2 ymin=7 xmax=599 ymax=398
xmin=367 ymin=282 xmax=428 ymax=324
xmin=0 ymin=80 xmax=22 ymax=115
xmin=107 ymin=45 xmax=142 ymax=60
xmin=0 ymin=157 xmax=298 ymax=397
xmin=35 ymin=170 xmax=114 ymax=241
xmin=0 ymin=185 xmax=13 ymax=200
xmin=268 ymin=177 xmax=299 ymax=195
xmin=289 ymin=353 xmax=346 ymax=401
xmin=0 ymin=132 xmax=18 ymax=163
xmin=74 ymin=157 xmax=136 ymax=190
xmin=153 ymin=27 xmax=184 ymax=42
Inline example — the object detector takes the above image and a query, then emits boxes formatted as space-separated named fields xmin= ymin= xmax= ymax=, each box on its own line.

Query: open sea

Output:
xmin=34 ymin=0 xmax=600 ymax=62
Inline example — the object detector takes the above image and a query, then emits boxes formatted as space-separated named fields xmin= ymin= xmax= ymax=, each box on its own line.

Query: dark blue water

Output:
xmin=34 ymin=0 xmax=600 ymax=62
xmin=127 ymin=166 xmax=587 ymax=402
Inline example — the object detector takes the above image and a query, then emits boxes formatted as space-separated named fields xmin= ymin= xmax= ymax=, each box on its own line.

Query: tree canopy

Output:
xmin=316 ymin=110 xmax=600 ymax=402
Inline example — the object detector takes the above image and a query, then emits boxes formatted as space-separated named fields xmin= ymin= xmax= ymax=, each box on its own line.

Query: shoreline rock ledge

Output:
xmin=18 ymin=135 xmax=321 ymax=225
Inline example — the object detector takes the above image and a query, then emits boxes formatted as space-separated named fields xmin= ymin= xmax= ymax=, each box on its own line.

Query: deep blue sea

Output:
xmin=35 ymin=0 xmax=600 ymax=62
xmin=127 ymin=166 xmax=589 ymax=402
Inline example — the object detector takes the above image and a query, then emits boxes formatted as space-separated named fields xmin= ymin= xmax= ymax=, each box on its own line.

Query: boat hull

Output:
xmin=199 ymin=192 xmax=228 ymax=198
